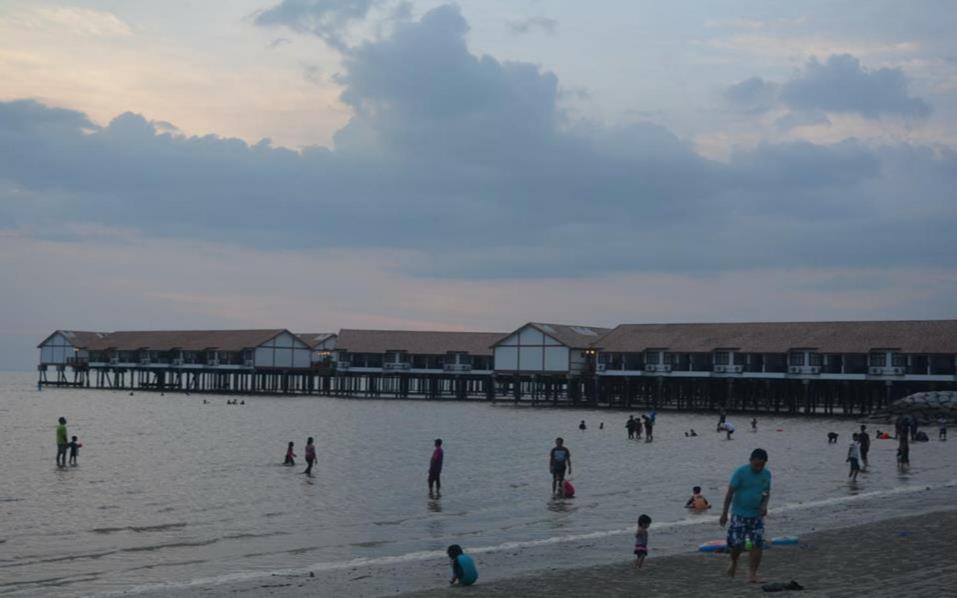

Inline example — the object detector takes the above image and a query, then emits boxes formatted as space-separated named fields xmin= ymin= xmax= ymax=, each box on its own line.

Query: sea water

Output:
xmin=1 ymin=371 xmax=955 ymax=597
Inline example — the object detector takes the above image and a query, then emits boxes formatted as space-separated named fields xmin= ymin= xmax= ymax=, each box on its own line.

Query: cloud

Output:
xmin=507 ymin=16 xmax=558 ymax=35
xmin=1 ymin=5 xmax=955 ymax=281
xmin=723 ymin=77 xmax=778 ymax=114
xmin=725 ymin=54 xmax=931 ymax=120
xmin=254 ymin=0 xmax=382 ymax=50
xmin=781 ymin=54 xmax=931 ymax=119
xmin=34 ymin=8 xmax=132 ymax=37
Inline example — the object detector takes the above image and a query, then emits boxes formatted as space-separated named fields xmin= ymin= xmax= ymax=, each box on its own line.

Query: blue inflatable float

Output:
xmin=771 ymin=535 xmax=799 ymax=545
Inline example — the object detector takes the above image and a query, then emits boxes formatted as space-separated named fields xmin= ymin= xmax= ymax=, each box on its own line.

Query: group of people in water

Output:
xmin=54 ymin=416 xmax=81 ymax=467
xmin=624 ymin=412 xmax=656 ymax=441
xmin=283 ymin=437 xmax=318 ymax=475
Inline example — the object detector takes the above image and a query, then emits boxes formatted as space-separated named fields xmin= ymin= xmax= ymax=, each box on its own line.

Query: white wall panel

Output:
xmin=293 ymin=349 xmax=310 ymax=369
xmin=519 ymin=346 xmax=543 ymax=371
xmin=544 ymin=347 xmax=569 ymax=371
xmin=255 ymin=347 xmax=273 ymax=367
xmin=273 ymin=349 xmax=294 ymax=368
xmin=519 ymin=327 xmax=544 ymax=345
xmin=495 ymin=346 xmax=518 ymax=370
xmin=275 ymin=332 xmax=294 ymax=348
xmin=544 ymin=334 xmax=561 ymax=346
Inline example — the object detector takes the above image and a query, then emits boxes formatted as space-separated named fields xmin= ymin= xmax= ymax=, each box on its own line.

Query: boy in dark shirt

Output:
xmin=549 ymin=438 xmax=572 ymax=496
xmin=68 ymin=435 xmax=81 ymax=466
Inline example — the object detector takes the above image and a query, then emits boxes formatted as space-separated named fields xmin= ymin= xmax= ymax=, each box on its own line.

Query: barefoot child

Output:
xmin=284 ymin=441 xmax=296 ymax=466
xmin=303 ymin=437 xmax=316 ymax=475
xmin=447 ymin=544 xmax=478 ymax=586
xmin=847 ymin=433 xmax=861 ymax=481
xmin=68 ymin=436 xmax=82 ymax=466
xmin=634 ymin=514 xmax=651 ymax=568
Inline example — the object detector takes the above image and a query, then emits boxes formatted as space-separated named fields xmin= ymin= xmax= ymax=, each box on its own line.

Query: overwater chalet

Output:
xmin=296 ymin=332 xmax=338 ymax=366
xmin=492 ymin=322 xmax=610 ymax=375
xmin=80 ymin=329 xmax=312 ymax=370
xmin=38 ymin=330 xmax=110 ymax=366
xmin=334 ymin=329 xmax=504 ymax=373
xmin=594 ymin=320 xmax=957 ymax=378
xmin=592 ymin=320 xmax=957 ymax=413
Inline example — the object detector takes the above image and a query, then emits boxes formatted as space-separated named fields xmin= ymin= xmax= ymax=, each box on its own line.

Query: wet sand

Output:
xmin=400 ymin=508 xmax=957 ymax=598
xmin=164 ymin=507 xmax=957 ymax=598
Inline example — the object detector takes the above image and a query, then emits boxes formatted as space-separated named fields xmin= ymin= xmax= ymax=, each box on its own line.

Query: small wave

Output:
xmin=91 ymin=523 xmax=187 ymax=535
xmin=127 ymin=559 xmax=208 ymax=572
xmin=80 ymin=479 xmax=957 ymax=598
xmin=222 ymin=531 xmax=288 ymax=540
xmin=122 ymin=539 xmax=218 ymax=553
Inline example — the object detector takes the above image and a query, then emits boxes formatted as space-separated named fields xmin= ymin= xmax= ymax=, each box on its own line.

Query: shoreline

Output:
xmin=127 ymin=498 xmax=957 ymax=598
xmin=398 ymin=506 xmax=957 ymax=597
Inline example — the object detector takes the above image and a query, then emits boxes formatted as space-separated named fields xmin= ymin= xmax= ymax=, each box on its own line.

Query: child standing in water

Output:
xmin=303 ymin=437 xmax=316 ymax=476
xmin=847 ymin=433 xmax=862 ymax=481
xmin=447 ymin=544 xmax=478 ymax=586
xmin=68 ymin=436 xmax=81 ymax=466
xmin=284 ymin=441 xmax=296 ymax=466
xmin=634 ymin=514 xmax=651 ymax=568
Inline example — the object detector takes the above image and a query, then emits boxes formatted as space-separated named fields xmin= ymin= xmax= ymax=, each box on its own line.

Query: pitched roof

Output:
xmin=295 ymin=333 xmax=337 ymax=349
xmin=336 ymin=329 xmax=506 ymax=356
xmin=37 ymin=330 xmax=111 ymax=349
xmin=595 ymin=320 xmax=957 ymax=354
xmin=82 ymin=330 xmax=293 ymax=352
xmin=526 ymin=323 xmax=612 ymax=348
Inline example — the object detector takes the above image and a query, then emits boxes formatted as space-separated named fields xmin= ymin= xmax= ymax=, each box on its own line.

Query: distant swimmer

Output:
xmin=284 ymin=441 xmax=296 ymax=466
xmin=68 ymin=435 xmax=82 ymax=466
xmin=447 ymin=544 xmax=478 ymax=586
xmin=827 ymin=432 xmax=839 ymax=444
xmin=599 ymin=422 xmax=604 ymax=430
xmin=579 ymin=420 xmax=587 ymax=431
xmin=549 ymin=437 xmax=572 ymax=496
xmin=751 ymin=418 xmax=757 ymax=432
xmin=56 ymin=417 xmax=68 ymax=467
xmin=685 ymin=486 xmax=711 ymax=510
xmin=303 ymin=437 xmax=317 ymax=476
xmin=429 ymin=439 xmax=444 ymax=499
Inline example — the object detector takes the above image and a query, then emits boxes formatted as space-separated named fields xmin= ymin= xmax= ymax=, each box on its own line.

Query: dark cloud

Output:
xmin=726 ymin=54 xmax=931 ymax=120
xmin=1 ymin=5 xmax=954 ymax=279
xmin=723 ymin=77 xmax=777 ymax=114
xmin=254 ymin=0 xmax=381 ymax=49
xmin=781 ymin=54 xmax=931 ymax=119
xmin=507 ymin=16 xmax=558 ymax=35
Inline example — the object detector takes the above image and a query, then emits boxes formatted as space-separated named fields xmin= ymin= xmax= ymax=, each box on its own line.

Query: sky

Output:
xmin=2 ymin=0 xmax=956 ymax=369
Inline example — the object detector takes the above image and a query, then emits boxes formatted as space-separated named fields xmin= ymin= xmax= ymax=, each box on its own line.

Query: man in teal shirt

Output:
xmin=719 ymin=448 xmax=771 ymax=584
xmin=56 ymin=416 xmax=69 ymax=467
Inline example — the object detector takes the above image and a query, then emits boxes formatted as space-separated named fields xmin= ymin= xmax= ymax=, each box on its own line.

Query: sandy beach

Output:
xmin=152 ymin=506 xmax=957 ymax=598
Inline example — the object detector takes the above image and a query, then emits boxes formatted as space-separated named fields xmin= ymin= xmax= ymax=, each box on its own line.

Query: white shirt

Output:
xmin=847 ymin=442 xmax=861 ymax=461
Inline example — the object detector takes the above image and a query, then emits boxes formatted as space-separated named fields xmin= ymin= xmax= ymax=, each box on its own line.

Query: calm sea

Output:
xmin=1 ymin=371 xmax=955 ymax=597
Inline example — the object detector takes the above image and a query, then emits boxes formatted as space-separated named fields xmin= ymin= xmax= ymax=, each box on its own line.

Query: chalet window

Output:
xmin=788 ymin=352 xmax=805 ymax=366
xmin=714 ymin=351 xmax=730 ymax=365
xmin=808 ymin=353 xmax=823 ymax=366
xmin=869 ymin=353 xmax=886 ymax=367
xmin=891 ymin=353 xmax=907 ymax=367
xmin=645 ymin=351 xmax=660 ymax=365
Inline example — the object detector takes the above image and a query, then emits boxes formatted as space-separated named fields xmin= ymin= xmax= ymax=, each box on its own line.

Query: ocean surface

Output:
xmin=2 ymin=371 xmax=956 ymax=597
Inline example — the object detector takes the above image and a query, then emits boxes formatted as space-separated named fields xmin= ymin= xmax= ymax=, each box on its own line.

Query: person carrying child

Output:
xmin=634 ymin=514 xmax=651 ymax=568
xmin=447 ymin=544 xmax=478 ymax=586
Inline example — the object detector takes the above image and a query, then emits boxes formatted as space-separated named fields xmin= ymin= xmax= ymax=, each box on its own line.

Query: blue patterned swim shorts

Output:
xmin=727 ymin=515 xmax=765 ymax=549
